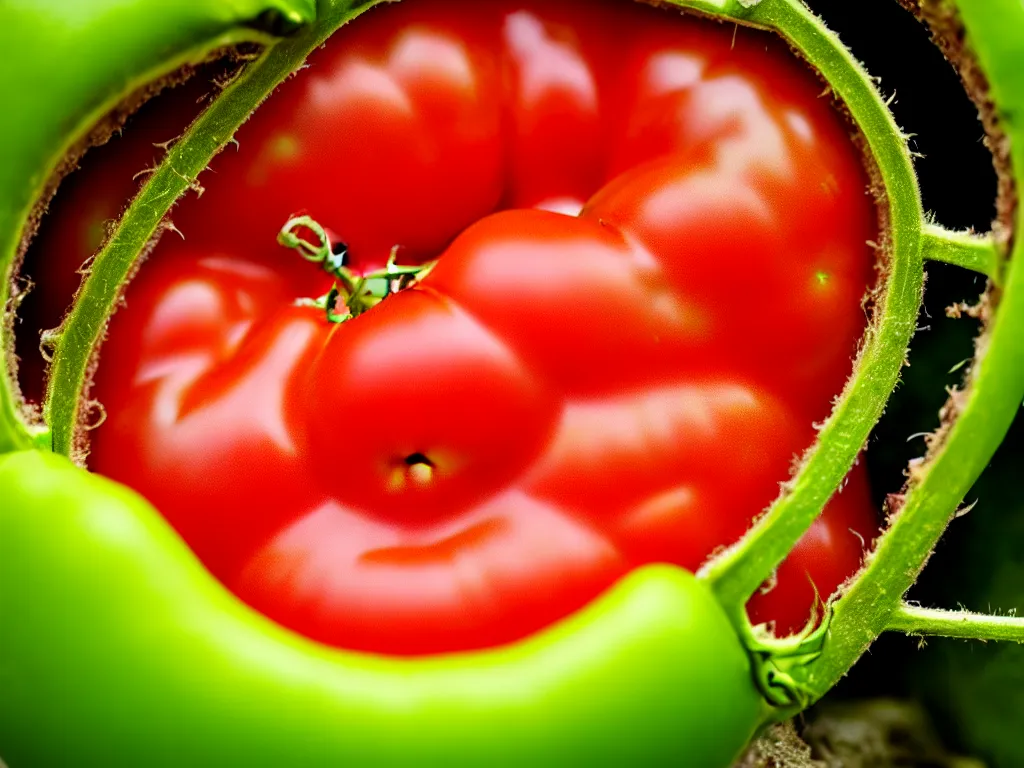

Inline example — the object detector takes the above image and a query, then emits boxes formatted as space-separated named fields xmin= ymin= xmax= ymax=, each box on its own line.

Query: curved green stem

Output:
xmin=887 ymin=603 xmax=1024 ymax=643
xmin=44 ymin=0 xmax=385 ymax=457
xmin=0 ymin=381 xmax=37 ymax=453
xmin=0 ymin=0 xmax=316 ymax=455
xmin=922 ymin=223 xmax=1001 ymax=281
xmin=805 ymin=0 xmax=1024 ymax=701
xmin=278 ymin=216 xmax=431 ymax=322
xmin=671 ymin=0 xmax=1024 ymax=719
xmin=678 ymin=0 xmax=925 ymax=619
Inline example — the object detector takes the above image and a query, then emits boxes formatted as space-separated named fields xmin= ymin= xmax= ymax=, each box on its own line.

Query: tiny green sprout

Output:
xmin=278 ymin=216 xmax=434 ymax=323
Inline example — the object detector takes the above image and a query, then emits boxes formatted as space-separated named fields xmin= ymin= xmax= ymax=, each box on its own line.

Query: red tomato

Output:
xmin=77 ymin=0 xmax=882 ymax=653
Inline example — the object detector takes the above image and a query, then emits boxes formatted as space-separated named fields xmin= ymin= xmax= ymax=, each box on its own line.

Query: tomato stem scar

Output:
xmin=278 ymin=216 xmax=433 ymax=322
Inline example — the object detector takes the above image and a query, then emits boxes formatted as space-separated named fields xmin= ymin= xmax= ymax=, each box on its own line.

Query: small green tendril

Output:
xmin=278 ymin=215 xmax=433 ymax=323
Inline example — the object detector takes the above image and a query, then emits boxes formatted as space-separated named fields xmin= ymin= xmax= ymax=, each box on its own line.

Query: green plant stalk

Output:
xmin=921 ymin=224 xmax=1001 ymax=281
xmin=887 ymin=603 xmax=1024 ymax=643
xmin=680 ymin=0 xmax=925 ymax=620
xmin=42 ymin=1 xmax=395 ymax=457
xmin=0 ymin=0 xmax=316 ymax=456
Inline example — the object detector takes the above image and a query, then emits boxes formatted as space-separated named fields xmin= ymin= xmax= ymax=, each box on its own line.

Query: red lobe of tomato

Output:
xmin=67 ymin=0 xmax=882 ymax=653
xmin=304 ymin=288 xmax=561 ymax=524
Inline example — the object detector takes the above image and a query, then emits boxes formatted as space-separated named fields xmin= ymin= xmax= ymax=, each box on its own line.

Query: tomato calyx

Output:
xmin=278 ymin=215 xmax=433 ymax=323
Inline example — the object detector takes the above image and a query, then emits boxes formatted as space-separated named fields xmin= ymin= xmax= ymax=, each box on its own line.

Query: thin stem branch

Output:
xmin=888 ymin=603 xmax=1024 ymax=643
xmin=921 ymin=223 xmax=1001 ymax=282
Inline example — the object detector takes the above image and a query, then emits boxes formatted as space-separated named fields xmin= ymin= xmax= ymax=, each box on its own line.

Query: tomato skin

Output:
xmin=593 ymin=22 xmax=876 ymax=411
xmin=179 ymin=0 xmax=506 ymax=270
xmin=500 ymin=2 xmax=616 ymax=212
xmin=585 ymin=158 xmax=871 ymax=409
xmin=426 ymin=208 xmax=713 ymax=394
xmin=304 ymin=287 xmax=561 ymax=524
xmin=89 ymin=248 xmax=332 ymax=578
xmin=74 ymin=0 xmax=880 ymax=654
xmin=233 ymin=490 xmax=627 ymax=655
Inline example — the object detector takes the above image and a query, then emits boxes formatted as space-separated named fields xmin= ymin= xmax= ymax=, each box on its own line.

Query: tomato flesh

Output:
xmin=45 ymin=0 xmax=881 ymax=654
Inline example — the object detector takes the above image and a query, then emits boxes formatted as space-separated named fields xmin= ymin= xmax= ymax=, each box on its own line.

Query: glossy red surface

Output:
xmin=41 ymin=0 xmax=879 ymax=653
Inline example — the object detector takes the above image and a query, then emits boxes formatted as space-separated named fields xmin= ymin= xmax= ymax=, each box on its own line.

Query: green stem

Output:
xmin=0 ymin=1 xmax=316 ymax=455
xmin=670 ymin=0 xmax=1024 ymax=718
xmin=921 ymin=223 xmax=1001 ymax=281
xmin=43 ymin=1 xmax=386 ymax=457
xmin=278 ymin=217 xmax=431 ymax=322
xmin=678 ymin=0 xmax=925 ymax=619
xmin=278 ymin=215 xmax=338 ymax=265
xmin=805 ymin=0 xmax=1024 ymax=701
xmin=0 ymin=382 xmax=36 ymax=453
xmin=887 ymin=603 xmax=1024 ymax=643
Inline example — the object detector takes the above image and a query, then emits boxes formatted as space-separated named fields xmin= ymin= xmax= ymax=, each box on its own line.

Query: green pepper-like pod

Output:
xmin=0 ymin=450 xmax=764 ymax=766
